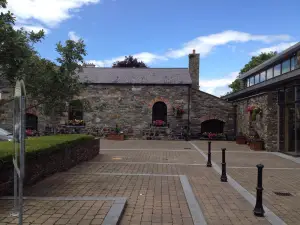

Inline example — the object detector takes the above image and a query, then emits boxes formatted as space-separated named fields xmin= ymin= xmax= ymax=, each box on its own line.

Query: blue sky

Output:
xmin=5 ymin=0 xmax=300 ymax=96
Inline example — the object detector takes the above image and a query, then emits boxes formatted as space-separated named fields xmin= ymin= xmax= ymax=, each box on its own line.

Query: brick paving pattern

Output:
xmin=0 ymin=199 xmax=112 ymax=225
xmin=96 ymin=150 xmax=205 ymax=164
xmin=193 ymin=140 xmax=300 ymax=225
xmin=2 ymin=139 xmax=298 ymax=224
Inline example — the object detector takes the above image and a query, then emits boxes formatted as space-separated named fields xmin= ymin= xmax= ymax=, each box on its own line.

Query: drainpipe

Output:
xmin=187 ymin=85 xmax=191 ymax=140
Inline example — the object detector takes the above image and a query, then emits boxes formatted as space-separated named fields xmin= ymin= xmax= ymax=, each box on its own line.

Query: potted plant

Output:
xmin=107 ymin=124 xmax=124 ymax=141
xmin=173 ymin=106 xmax=184 ymax=117
xmin=236 ymin=132 xmax=247 ymax=144
xmin=247 ymin=106 xmax=262 ymax=121
xmin=208 ymin=132 xmax=217 ymax=139
xmin=248 ymin=132 xmax=264 ymax=151
xmin=67 ymin=119 xmax=85 ymax=126
xmin=153 ymin=120 xmax=165 ymax=127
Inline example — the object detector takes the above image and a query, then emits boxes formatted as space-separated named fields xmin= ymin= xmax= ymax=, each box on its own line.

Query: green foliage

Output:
xmin=112 ymin=55 xmax=147 ymax=68
xmin=0 ymin=134 xmax=94 ymax=159
xmin=228 ymin=79 xmax=241 ymax=93
xmin=228 ymin=52 xmax=277 ymax=94
xmin=240 ymin=52 xmax=277 ymax=74
xmin=0 ymin=0 xmax=88 ymax=117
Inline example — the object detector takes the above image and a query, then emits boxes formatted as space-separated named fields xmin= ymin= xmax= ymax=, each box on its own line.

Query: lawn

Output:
xmin=0 ymin=134 xmax=94 ymax=159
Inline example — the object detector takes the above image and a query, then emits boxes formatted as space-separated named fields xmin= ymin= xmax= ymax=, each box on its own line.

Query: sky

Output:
xmin=3 ymin=0 xmax=300 ymax=96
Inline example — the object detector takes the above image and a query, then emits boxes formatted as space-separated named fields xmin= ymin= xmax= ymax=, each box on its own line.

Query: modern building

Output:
xmin=223 ymin=42 xmax=300 ymax=155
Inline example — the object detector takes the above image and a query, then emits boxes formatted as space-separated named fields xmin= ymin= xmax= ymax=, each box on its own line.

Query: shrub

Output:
xmin=0 ymin=134 xmax=94 ymax=161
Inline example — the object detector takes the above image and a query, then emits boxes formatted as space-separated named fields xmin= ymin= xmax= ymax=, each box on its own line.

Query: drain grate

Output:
xmin=184 ymin=148 xmax=191 ymax=149
xmin=274 ymin=191 xmax=292 ymax=196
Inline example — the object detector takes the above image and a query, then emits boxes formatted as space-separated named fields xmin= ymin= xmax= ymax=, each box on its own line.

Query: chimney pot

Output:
xmin=193 ymin=49 xmax=196 ymax=54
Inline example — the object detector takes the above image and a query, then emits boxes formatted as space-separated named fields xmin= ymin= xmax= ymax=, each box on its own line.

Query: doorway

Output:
xmin=152 ymin=101 xmax=167 ymax=123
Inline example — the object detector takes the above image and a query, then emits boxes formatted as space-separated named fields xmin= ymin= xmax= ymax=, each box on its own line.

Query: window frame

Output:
xmin=254 ymin=74 xmax=260 ymax=84
xmin=260 ymin=71 xmax=266 ymax=82
xmin=249 ymin=76 xmax=254 ymax=86
xmin=274 ymin=63 xmax=282 ymax=77
xmin=282 ymin=59 xmax=291 ymax=74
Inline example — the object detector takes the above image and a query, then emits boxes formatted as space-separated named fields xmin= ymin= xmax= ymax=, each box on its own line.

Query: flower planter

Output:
xmin=236 ymin=135 xmax=246 ymax=144
xmin=249 ymin=140 xmax=264 ymax=151
xmin=107 ymin=134 xmax=124 ymax=141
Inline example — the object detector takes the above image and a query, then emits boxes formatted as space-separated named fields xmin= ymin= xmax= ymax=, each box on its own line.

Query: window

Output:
xmin=249 ymin=76 xmax=254 ymax=86
xmin=291 ymin=56 xmax=297 ymax=70
xmin=282 ymin=59 xmax=291 ymax=74
xmin=254 ymin=74 xmax=260 ymax=84
xmin=266 ymin=68 xmax=273 ymax=79
xmin=246 ymin=78 xmax=250 ymax=87
xmin=260 ymin=71 xmax=266 ymax=82
xmin=274 ymin=64 xmax=281 ymax=77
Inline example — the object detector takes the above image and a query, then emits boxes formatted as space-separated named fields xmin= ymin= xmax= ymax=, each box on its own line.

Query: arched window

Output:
xmin=201 ymin=119 xmax=225 ymax=133
xmin=152 ymin=101 xmax=167 ymax=123
xmin=68 ymin=100 xmax=83 ymax=123
xmin=26 ymin=113 xmax=38 ymax=130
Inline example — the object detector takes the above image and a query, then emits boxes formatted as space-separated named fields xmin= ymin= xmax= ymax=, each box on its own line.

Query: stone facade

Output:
xmin=234 ymin=92 xmax=278 ymax=151
xmin=0 ymin=49 xmax=236 ymax=140
xmin=190 ymin=89 xmax=235 ymax=135
xmin=80 ymin=84 xmax=190 ymax=137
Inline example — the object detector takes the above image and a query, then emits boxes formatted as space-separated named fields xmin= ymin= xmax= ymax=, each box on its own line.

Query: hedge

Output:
xmin=0 ymin=134 xmax=94 ymax=160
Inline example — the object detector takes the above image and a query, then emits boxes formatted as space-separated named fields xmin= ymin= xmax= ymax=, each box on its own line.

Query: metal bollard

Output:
xmin=253 ymin=164 xmax=265 ymax=217
xmin=207 ymin=141 xmax=212 ymax=167
xmin=220 ymin=148 xmax=227 ymax=182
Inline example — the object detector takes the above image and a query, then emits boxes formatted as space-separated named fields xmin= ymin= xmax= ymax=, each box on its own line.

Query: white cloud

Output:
xmin=86 ymin=52 xmax=167 ymax=67
xmin=250 ymin=42 xmax=298 ymax=56
xmin=14 ymin=24 xmax=49 ymax=34
xmin=4 ymin=0 xmax=100 ymax=28
xmin=87 ymin=30 xmax=292 ymax=67
xmin=166 ymin=30 xmax=291 ymax=58
xmin=200 ymin=71 xmax=239 ymax=97
xmin=68 ymin=31 xmax=80 ymax=42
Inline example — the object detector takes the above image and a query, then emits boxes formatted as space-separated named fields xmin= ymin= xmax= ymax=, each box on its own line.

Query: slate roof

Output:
xmin=77 ymin=67 xmax=192 ymax=85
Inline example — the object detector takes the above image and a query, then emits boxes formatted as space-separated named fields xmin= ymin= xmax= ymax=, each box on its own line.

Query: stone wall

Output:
xmin=80 ymin=84 xmax=190 ymax=137
xmin=190 ymin=89 xmax=235 ymax=135
xmin=0 ymin=137 xmax=99 ymax=196
xmin=235 ymin=92 xmax=278 ymax=151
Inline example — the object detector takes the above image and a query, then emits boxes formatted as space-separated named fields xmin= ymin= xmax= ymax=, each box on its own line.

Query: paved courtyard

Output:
xmin=0 ymin=140 xmax=300 ymax=224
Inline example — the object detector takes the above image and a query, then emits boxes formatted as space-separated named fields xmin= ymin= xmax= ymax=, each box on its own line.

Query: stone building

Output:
xmin=0 ymin=50 xmax=235 ymax=139
xmin=223 ymin=42 xmax=300 ymax=154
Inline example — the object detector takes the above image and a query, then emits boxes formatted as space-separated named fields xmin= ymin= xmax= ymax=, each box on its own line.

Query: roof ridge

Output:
xmin=83 ymin=67 xmax=189 ymax=69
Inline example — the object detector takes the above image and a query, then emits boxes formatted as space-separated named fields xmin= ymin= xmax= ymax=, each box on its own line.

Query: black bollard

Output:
xmin=220 ymin=148 xmax=227 ymax=182
xmin=207 ymin=141 xmax=212 ymax=167
xmin=253 ymin=164 xmax=265 ymax=217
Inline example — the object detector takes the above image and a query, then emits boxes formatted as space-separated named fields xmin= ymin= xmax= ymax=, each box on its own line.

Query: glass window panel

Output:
xmin=296 ymin=86 xmax=300 ymax=101
xmin=254 ymin=74 xmax=260 ymax=84
xmin=266 ymin=68 xmax=273 ymax=79
xmin=278 ymin=89 xmax=285 ymax=104
xmin=297 ymin=51 xmax=300 ymax=69
xmin=249 ymin=76 xmax=254 ymax=86
xmin=246 ymin=78 xmax=250 ymax=87
xmin=291 ymin=56 xmax=297 ymax=70
xmin=282 ymin=59 xmax=291 ymax=74
xmin=260 ymin=71 xmax=266 ymax=82
xmin=274 ymin=64 xmax=281 ymax=77
xmin=286 ymin=87 xmax=295 ymax=103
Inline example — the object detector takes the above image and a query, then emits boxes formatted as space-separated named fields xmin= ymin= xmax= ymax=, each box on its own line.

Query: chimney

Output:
xmin=189 ymin=49 xmax=200 ymax=89
xmin=83 ymin=63 xmax=96 ymax=68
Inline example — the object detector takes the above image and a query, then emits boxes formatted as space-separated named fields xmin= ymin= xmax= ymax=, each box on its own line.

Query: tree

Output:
xmin=0 ymin=0 xmax=45 ymax=83
xmin=0 ymin=0 xmax=88 ymax=120
xmin=25 ymin=39 xmax=87 ymax=116
xmin=112 ymin=55 xmax=147 ymax=68
xmin=228 ymin=52 xmax=277 ymax=93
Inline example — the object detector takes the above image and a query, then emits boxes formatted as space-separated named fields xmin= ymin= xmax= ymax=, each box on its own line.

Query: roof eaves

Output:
xmin=239 ymin=42 xmax=300 ymax=79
